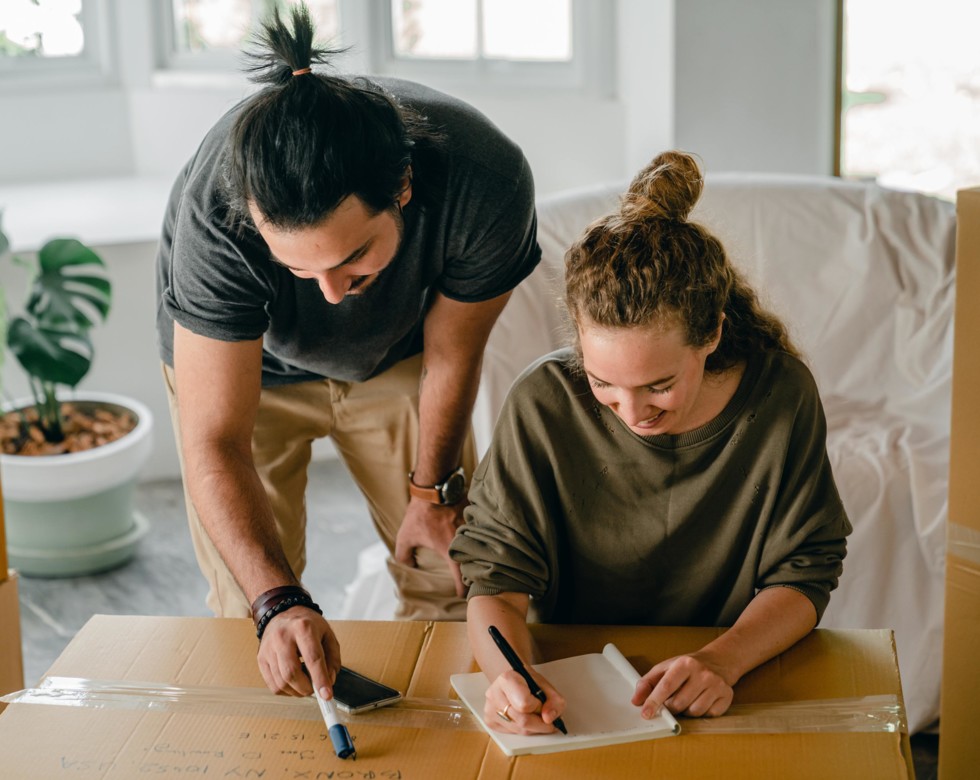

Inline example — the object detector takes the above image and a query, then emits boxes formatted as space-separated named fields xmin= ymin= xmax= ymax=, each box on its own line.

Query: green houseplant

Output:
xmin=0 ymin=212 xmax=153 ymax=577
xmin=0 ymin=210 xmax=118 ymax=450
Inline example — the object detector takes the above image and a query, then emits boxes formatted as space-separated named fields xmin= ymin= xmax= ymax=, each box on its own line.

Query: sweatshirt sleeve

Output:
xmin=450 ymin=367 xmax=558 ymax=601
xmin=756 ymin=368 xmax=852 ymax=623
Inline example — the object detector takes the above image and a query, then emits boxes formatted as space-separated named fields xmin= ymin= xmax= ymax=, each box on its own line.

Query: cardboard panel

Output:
xmin=940 ymin=187 xmax=980 ymax=779
xmin=409 ymin=621 xmax=474 ymax=698
xmin=46 ymin=615 xmax=429 ymax=695
xmin=0 ymin=572 xmax=24 ymax=701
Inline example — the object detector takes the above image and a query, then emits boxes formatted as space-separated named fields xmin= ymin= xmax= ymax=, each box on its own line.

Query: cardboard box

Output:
xmin=941 ymin=187 xmax=980 ymax=779
xmin=0 ymin=477 xmax=8 ymax=581
xmin=0 ymin=571 xmax=24 ymax=702
xmin=0 ymin=616 xmax=911 ymax=779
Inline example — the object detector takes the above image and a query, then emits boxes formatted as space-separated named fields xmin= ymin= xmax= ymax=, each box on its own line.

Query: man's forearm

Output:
xmin=185 ymin=442 xmax=298 ymax=603
xmin=413 ymin=290 xmax=512 ymax=485
xmin=411 ymin=353 xmax=483 ymax=484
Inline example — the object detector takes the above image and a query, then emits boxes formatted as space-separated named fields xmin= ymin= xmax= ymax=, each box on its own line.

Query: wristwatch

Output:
xmin=408 ymin=466 xmax=467 ymax=505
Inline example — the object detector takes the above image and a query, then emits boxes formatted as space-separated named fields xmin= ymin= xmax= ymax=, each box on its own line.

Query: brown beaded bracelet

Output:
xmin=250 ymin=585 xmax=310 ymax=627
xmin=254 ymin=594 xmax=322 ymax=642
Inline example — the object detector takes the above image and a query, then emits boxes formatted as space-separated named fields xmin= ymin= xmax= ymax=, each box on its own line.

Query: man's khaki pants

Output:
xmin=163 ymin=354 xmax=476 ymax=621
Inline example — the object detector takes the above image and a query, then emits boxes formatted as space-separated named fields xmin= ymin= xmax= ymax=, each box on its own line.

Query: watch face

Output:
xmin=440 ymin=471 xmax=466 ymax=504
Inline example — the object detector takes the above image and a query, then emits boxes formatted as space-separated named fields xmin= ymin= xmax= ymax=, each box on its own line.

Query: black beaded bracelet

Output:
xmin=251 ymin=585 xmax=310 ymax=626
xmin=255 ymin=595 xmax=322 ymax=642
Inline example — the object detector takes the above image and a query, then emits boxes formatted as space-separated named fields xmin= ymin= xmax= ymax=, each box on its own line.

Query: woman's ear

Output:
xmin=708 ymin=314 xmax=725 ymax=353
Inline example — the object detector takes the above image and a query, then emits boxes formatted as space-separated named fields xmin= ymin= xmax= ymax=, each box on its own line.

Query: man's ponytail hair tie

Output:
xmin=292 ymin=66 xmax=312 ymax=76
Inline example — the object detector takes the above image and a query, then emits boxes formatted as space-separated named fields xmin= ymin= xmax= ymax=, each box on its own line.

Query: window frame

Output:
xmin=154 ymin=0 xmax=359 ymax=74
xmin=0 ymin=0 xmax=115 ymax=90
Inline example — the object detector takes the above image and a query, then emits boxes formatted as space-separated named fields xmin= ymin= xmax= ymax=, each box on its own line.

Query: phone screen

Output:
xmin=332 ymin=666 xmax=402 ymax=714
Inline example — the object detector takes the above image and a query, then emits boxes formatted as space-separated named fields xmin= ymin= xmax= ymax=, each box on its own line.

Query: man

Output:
xmin=155 ymin=7 xmax=540 ymax=700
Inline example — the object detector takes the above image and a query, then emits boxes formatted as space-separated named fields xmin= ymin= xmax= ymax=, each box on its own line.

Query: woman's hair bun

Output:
xmin=621 ymin=150 xmax=704 ymax=222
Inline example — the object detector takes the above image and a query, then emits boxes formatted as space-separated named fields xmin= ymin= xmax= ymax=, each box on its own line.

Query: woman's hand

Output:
xmin=632 ymin=651 xmax=734 ymax=718
xmin=483 ymin=668 xmax=566 ymax=735
xmin=632 ymin=588 xmax=819 ymax=718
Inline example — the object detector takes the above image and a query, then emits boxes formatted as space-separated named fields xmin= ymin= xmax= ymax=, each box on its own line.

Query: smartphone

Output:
xmin=332 ymin=666 xmax=403 ymax=714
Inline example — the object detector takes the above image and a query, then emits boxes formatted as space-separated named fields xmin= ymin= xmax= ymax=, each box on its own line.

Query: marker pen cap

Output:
xmin=329 ymin=724 xmax=356 ymax=760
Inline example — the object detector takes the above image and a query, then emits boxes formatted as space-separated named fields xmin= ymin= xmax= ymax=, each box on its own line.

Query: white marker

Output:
xmin=315 ymin=688 xmax=356 ymax=760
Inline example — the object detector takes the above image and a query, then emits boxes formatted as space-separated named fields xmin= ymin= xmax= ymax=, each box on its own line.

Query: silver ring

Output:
xmin=496 ymin=704 xmax=512 ymax=722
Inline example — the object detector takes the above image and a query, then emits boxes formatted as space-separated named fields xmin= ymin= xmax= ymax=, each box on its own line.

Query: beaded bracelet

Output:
xmin=251 ymin=585 xmax=310 ymax=626
xmin=251 ymin=586 xmax=323 ymax=642
xmin=254 ymin=595 xmax=322 ymax=641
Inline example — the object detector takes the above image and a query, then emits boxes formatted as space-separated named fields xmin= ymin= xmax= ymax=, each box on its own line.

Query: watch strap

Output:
xmin=407 ymin=476 xmax=442 ymax=503
xmin=408 ymin=467 xmax=464 ymax=505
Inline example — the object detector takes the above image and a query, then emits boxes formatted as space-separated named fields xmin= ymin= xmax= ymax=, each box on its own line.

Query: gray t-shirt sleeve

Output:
xmin=436 ymin=155 xmax=540 ymax=304
xmin=161 ymin=158 xmax=274 ymax=344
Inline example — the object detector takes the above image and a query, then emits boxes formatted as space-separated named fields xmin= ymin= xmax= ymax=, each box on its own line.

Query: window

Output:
xmin=840 ymin=0 xmax=980 ymax=201
xmin=161 ymin=0 xmax=340 ymax=70
xmin=391 ymin=0 xmax=571 ymax=62
xmin=375 ymin=0 xmax=612 ymax=95
xmin=0 ymin=0 xmax=110 ymax=83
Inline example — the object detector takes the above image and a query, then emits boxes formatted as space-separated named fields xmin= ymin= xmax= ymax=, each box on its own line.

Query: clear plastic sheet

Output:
xmin=0 ymin=676 xmax=483 ymax=731
xmin=948 ymin=521 xmax=980 ymax=566
xmin=679 ymin=695 xmax=906 ymax=735
xmin=1 ymin=677 xmax=905 ymax=734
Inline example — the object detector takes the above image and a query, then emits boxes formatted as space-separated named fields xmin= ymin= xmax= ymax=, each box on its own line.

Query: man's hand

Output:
xmin=394 ymin=496 xmax=467 ymax=597
xmin=257 ymin=607 xmax=342 ymax=698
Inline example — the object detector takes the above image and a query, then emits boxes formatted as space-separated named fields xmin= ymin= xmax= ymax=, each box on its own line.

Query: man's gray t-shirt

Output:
xmin=156 ymin=77 xmax=541 ymax=386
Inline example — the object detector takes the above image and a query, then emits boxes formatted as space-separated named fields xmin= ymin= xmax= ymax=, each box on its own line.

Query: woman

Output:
xmin=449 ymin=151 xmax=851 ymax=734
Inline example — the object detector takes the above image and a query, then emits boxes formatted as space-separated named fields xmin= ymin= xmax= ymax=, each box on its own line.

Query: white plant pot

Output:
xmin=1 ymin=392 xmax=154 ymax=577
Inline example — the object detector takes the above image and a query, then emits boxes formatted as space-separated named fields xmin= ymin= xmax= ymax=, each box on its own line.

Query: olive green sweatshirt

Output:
xmin=451 ymin=348 xmax=851 ymax=626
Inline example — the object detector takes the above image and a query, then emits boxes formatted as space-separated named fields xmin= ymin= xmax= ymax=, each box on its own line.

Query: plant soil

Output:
xmin=0 ymin=402 xmax=137 ymax=456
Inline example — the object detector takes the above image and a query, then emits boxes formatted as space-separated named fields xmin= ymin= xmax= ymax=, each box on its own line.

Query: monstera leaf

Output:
xmin=23 ymin=238 xmax=111 ymax=331
xmin=6 ymin=319 xmax=94 ymax=388
xmin=7 ymin=238 xmax=110 ymax=386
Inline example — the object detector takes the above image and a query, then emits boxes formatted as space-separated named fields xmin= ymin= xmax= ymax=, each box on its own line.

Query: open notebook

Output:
xmin=451 ymin=643 xmax=681 ymax=756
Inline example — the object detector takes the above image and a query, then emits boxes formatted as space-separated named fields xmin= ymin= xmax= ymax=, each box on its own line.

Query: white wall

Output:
xmin=0 ymin=0 xmax=839 ymax=481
